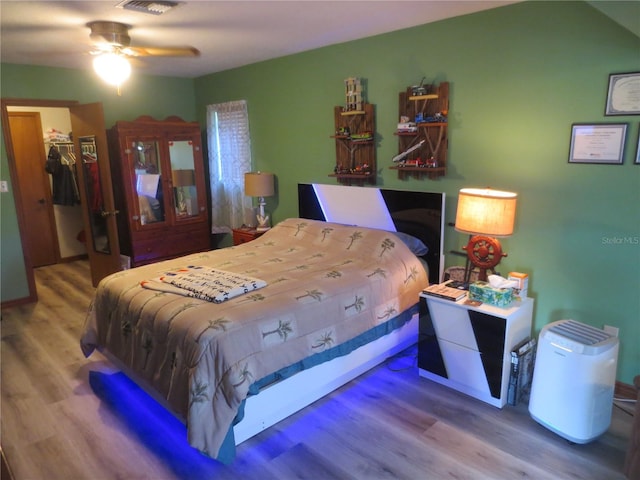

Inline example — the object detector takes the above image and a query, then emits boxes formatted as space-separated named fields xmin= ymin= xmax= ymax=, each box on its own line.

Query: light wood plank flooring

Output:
xmin=1 ymin=260 xmax=634 ymax=480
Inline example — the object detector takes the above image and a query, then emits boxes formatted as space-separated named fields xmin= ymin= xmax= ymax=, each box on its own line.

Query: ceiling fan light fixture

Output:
xmin=93 ymin=53 xmax=131 ymax=87
xmin=88 ymin=21 xmax=131 ymax=47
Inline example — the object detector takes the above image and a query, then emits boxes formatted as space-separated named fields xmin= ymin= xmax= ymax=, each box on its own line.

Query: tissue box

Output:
xmin=469 ymin=281 xmax=514 ymax=307
xmin=509 ymin=272 xmax=529 ymax=299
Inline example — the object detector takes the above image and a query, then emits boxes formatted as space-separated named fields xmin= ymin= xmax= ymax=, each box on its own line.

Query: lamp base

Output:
xmin=256 ymin=211 xmax=270 ymax=232
xmin=255 ymin=198 xmax=270 ymax=231
xmin=463 ymin=235 xmax=507 ymax=282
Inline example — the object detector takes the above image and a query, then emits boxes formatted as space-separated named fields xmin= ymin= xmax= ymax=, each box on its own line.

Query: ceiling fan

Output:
xmin=86 ymin=21 xmax=199 ymax=93
xmin=87 ymin=21 xmax=200 ymax=58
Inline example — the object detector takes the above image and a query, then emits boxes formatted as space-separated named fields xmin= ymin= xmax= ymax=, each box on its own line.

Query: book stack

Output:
xmin=423 ymin=281 xmax=467 ymax=302
xmin=507 ymin=337 xmax=537 ymax=406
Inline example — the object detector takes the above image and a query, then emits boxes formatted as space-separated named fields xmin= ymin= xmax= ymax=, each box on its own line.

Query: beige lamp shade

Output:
xmin=244 ymin=172 xmax=274 ymax=197
xmin=455 ymin=188 xmax=517 ymax=237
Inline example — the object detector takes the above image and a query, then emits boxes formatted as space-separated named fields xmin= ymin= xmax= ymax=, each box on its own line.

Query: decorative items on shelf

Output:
xmin=344 ymin=77 xmax=365 ymax=112
xmin=330 ymin=77 xmax=376 ymax=185
xmin=411 ymin=77 xmax=429 ymax=96
xmin=390 ymin=80 xmax=449 ymax=180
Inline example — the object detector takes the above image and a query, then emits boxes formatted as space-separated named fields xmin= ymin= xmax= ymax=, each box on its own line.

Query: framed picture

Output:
xmin=569 ymin=123 xmax=627 ymax=164
xmin=636 ymin=126 xmax=640 ymax=164
xmin=605 ymin=72 xmax=640 ymax=116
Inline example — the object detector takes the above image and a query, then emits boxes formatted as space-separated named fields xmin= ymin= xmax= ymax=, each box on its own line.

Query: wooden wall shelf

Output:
xmin=330 ymin=103 xmax=376 ymax=185
xmin=391 ymin=82 xmax=449 ymax=180
xmin=408 ymin=94 xmax=439 ymax=101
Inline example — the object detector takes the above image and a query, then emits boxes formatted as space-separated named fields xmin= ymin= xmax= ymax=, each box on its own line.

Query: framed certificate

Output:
xmin=636 ymin=126 xmax=640 ymax=165
xmin=605 ymin=72 xmax=640 ymax=116
xmin=568 ymin=123 xmax=627 ymax=164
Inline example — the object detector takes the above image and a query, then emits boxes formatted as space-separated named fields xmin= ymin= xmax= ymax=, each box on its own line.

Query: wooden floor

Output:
xmin=0 ymin=260 xmax=634 ymax=480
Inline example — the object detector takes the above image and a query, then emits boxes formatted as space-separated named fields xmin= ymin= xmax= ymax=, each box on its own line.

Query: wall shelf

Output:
xmin=408 ymin=94 xmax=439 ymax=101
xmin=389 ymin=165 xmax=446 ymax=180
xmin=330 ymin=103 xmax=376 ymax=185
xmin=391 ymin=82 xmax=449 ymax=180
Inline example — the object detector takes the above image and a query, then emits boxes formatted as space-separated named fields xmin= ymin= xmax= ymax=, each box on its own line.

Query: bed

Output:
xmin=81 ymin=185 xmax=445 ymax=463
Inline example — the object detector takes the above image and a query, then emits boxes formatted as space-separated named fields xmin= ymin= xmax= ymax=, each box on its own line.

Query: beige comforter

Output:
xmin=81 ymin=218 xmax=427 ymax=459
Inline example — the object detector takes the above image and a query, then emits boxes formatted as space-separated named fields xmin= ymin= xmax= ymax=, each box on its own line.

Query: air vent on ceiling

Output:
xmin=115 ymin=1 xmax=181 ymax=15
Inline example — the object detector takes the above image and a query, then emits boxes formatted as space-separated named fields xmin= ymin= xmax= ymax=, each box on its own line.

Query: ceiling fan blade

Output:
xmin=123 ymin=46 xmax=200 ymax=57
xmin=127 ymin=57 xmax=148 ymax=68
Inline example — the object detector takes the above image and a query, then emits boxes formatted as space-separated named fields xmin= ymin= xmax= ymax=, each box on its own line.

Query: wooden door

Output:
xmin=70 ymin=103 xmax=121 ymax=286
xmin=7 ymin=112 xmax=60 ymax=267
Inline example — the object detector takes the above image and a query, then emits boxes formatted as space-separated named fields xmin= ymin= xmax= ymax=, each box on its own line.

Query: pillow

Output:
xmin=393 ymin=231 xmax=429 ymax=256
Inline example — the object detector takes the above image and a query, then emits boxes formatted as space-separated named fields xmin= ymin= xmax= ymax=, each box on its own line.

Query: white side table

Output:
xmin=418 ymin=293 xmax=534 ymax=408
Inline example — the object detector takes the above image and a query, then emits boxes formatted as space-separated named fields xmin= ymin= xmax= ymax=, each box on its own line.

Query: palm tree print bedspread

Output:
xmin=81 ymin=218 xmax=428 ymax=460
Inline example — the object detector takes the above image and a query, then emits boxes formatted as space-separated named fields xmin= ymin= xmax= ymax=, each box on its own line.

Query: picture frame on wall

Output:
xmin=636 ymin=126 xmax=640 ymax=164
xmin=605 ymin=72 xmax=640 ymax=116
xmin=568 ymin=123 xmax=627 ymax=164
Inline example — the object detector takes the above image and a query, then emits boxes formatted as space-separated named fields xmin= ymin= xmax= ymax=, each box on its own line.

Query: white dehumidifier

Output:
xmin=528 ymin=319 xmax=618 ymax=443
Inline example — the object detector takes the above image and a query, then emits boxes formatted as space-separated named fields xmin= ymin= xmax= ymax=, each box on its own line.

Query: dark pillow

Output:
xmin=393 ymin=231 xmax=429 ymax=256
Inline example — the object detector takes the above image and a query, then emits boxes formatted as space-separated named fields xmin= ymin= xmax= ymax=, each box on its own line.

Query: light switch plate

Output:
xmin=0 ymin=181 xmax=8 ymax=193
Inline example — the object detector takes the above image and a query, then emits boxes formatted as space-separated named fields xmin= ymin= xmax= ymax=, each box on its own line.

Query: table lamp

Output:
xmin=244 ymin=172 xmax=275 ymax=231
xmin=172 ymin=169 xmax=195 ymax=215
xmin=454 ymin=187 xmax=517 ymax=282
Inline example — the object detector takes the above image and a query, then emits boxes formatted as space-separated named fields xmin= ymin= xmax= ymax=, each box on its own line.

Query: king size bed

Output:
xmin=81 ymin=184 xmax=445 ymax=463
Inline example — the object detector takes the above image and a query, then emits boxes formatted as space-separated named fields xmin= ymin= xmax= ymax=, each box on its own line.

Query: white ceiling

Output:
xmin=0 ymin=1 xmax=519 ymax=78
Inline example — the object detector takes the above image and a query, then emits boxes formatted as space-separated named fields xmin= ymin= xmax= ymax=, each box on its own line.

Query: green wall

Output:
xmin=193 ymin=1 xmax=640 ymax=384
xmin=1 ymin=1 xmax=638 ymax=383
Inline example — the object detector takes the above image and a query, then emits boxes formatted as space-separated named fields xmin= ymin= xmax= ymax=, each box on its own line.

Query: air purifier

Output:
xmin=528 ymin=319 xmax=618 ymax=444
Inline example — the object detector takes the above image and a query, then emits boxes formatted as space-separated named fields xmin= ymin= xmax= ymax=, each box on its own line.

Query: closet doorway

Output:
xmin=2 ymin=98 xmax=121 ymax=303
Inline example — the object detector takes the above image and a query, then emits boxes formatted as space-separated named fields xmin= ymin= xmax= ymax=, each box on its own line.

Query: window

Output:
xmin=206 ymin=100 xmax=252 ymax=233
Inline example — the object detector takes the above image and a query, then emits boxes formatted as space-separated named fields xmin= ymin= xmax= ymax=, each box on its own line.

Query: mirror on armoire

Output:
xmin=132 ymin=139 xmax=165 ymax=225
xmin=169 ymin=140 xmax=199 ymax=219
xmin=78 ymin=135 xmax=110 ymax=254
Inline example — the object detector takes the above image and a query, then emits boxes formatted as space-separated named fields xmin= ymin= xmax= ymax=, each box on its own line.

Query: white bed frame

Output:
xmin=103 ymin=310 xmax=418 ymax=454
xmin=233 ymin=313 xmax=418 ymax=444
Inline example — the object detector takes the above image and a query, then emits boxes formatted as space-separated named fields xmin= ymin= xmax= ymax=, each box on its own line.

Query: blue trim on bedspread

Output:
xmin=216 ymin=303 xmax=419 ymax=464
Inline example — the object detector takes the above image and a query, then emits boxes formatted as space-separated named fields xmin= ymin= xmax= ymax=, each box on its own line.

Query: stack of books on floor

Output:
xmin=507 ymin=337 xmax=537 ymax=406
xmin=423 ymin=281 xmax=467 ymax=302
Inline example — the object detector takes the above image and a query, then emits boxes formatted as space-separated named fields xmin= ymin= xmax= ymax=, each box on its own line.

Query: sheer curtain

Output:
xmin=206 ymin=100 xmax=252 ymax=233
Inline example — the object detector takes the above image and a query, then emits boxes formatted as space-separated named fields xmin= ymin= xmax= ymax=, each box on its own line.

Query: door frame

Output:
xmin=2 ymin=98 xmax=81 ymax=305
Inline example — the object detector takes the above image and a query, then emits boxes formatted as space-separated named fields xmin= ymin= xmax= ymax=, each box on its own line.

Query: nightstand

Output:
xmin=232 ymin=227 xmax=265 ymax=245
xmin=418 ymin=293 xmax=533 ymax=408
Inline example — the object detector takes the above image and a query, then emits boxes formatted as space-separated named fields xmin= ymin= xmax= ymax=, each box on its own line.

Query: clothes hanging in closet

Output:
xmin=82 ymin=152 xmax=103 ymax=213
xmin=45 ymin=145 xmax=80 ymax=206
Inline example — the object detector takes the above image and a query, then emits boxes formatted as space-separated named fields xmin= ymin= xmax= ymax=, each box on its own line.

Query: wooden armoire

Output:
xmin=108 ymin=116 xmax=209 ymax=267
